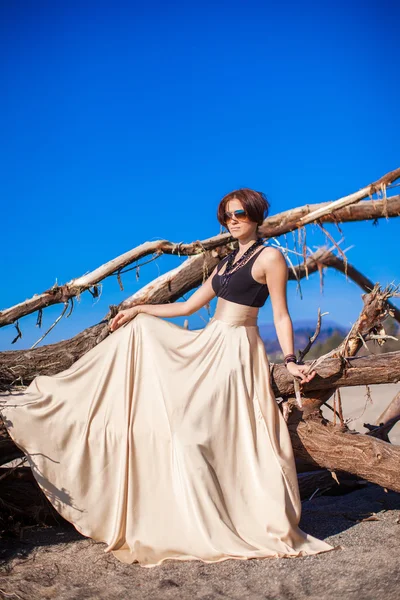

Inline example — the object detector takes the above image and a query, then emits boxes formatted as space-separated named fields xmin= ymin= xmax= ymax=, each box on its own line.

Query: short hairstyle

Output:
xmin=217 ymin=188 xmax=270 ymax=227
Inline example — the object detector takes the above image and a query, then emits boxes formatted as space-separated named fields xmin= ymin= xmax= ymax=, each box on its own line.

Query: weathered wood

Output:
xmin=1 ymin=172 xmax=399 ymax=522
xmin=1 ymin=189 xmax=399 ymax=327
xmin=363 ymin=390 xmax=400 ymax=442
xmin=376 ymin=390 xmax=400 ymax=427
xmin=293 ymin=166 xmax=400 ymax=227
xmin=0 ymin=344 xmax=399 ymax=401
xmin=276 ymin=351 xmax=400 ymax=397
xmin=289 ymin=249 xmax=400 ymax=323
xmin=279 ymin=281 xmax=400 ymax=418
xmin=1 ymin=249 xmax=398 ymax=387
xmin=287 ymin=411 xmax=400 ymax=493
xmin=296 ymin=469 xmax=366 ymax=497
xmin=1 ymin=350 xmax=400 ymax=474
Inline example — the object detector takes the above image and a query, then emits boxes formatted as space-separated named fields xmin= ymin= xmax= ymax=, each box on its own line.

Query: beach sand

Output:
xmin=321 ymin=382 xmax=400 ymax=445
xmin=1 ymin=383 xmax=399 ymax=599
xmin=0 ymin=482 xmax=399 ymax=600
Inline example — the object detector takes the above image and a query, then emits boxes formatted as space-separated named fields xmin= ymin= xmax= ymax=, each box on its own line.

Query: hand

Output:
xmin=109 ymin=306 xmax=142 ymax=332
xmin=285 ymin=361 xmax=316 ymax=385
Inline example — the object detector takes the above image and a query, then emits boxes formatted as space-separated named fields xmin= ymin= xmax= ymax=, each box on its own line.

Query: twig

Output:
xmin=30 ymin=302 xmax=70 ymax=349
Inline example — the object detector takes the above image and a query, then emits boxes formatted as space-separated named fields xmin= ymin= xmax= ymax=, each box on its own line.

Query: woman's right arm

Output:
xmin=140 ymin=264 xmax=218 ymax=317
xmin=109 ymin=264 xmax=219 ymax=330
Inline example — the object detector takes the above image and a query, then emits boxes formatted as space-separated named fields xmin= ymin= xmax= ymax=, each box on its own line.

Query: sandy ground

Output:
xmin=0 ymin=483 xmax=399 ymax=600
xmin=321 ymin=382 xmax=400 ymax=444
xmin=1 ymin=383 xmax=399 ymax=600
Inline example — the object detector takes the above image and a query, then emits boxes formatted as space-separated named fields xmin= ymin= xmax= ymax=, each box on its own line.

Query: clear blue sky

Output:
xmin=1 ymin=0 xmax=399 ymax=351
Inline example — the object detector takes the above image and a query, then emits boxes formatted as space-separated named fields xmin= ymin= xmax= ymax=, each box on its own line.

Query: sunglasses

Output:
xmin=224 ymin=209 xmax=248 ymax=223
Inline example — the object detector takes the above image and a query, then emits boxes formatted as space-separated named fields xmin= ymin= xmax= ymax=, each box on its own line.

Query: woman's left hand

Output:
xmin=285 ymin=362 xmax=316 ymax=385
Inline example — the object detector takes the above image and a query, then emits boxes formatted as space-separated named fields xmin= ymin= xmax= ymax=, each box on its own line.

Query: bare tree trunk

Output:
xmin=1 ymin=249 xmax=399 ymax=387
xmin=1 ymin=189 xmax=399 ymax=327
xmin=288 ymin=412 xmax=400 ymax=492
xmin=1 ymin=169 xmax=399 ymax=520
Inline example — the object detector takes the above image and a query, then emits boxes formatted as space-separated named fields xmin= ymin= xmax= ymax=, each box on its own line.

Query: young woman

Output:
xmin=1 ymin=189 xmax=339 ymax=567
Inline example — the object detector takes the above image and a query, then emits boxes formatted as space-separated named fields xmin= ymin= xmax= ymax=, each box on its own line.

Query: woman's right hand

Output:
xmin=109 ymin=307 xmax=141 ymax=332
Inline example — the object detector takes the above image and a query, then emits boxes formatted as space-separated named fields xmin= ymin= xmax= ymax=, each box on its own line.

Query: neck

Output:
xmin=236 ymin=235 xmax=259 ymax=255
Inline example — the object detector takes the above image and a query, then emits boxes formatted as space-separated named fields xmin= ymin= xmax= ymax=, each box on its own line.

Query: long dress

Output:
xmin=0 ymin=295 xmax=340 ymax=567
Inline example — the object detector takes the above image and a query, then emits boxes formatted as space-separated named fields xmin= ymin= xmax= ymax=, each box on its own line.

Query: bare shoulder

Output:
xmin=260 ymin=246 xmax=287 ymax=267
xmin=256 ymin=247 xmax=288 ymax=283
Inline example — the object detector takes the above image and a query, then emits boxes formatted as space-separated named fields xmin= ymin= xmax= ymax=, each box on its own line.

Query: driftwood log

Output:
xmin=0 ymin=167 xmax=399 ymax=525
xmin=1 ymin=166 xmax=399 ymax=328
xmin=1 ymin=250 xmax=399 ymax=387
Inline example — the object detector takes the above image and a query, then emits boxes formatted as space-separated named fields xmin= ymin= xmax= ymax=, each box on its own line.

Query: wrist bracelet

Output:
xmin=284 ymin=353 xmax=297 ymax=366
xmin=284 ymin=357 xmax=297 ymax=366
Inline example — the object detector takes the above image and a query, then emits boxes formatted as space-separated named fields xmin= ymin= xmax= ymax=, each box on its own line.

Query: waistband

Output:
xmin=212 ymin=298 xmax=259 ymax=327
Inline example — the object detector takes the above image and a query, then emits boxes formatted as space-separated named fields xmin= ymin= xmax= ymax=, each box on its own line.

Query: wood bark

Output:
xmin=297 ymin=469 xmax=367 ymax=498
xmin=1 ymin=350 xmax=399 ymax=480
xmin=1 ymin=249 xmax=399 ymax=491
xmin=1 ymin=188 xmax=399 ymax=327
xmin=1 ymin=248 xmax=399 ymax=388
xmin=362 ymin=390 xmax=400 ymax=442
xmin=288 ymin=412 xmax=400 ymax=492
xmin=276 ymin=283 xmax=400 ymax=492
xmin=1 ymin=170 xmax=400 ymax=522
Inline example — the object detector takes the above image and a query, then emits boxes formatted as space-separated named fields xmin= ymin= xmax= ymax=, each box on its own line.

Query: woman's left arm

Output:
xmin=263 ymin=248 xmax=316 ymax=385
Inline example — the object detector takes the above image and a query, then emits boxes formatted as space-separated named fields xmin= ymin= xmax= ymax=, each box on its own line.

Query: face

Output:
xmin=224 ymin=199 xmax=258 ymax=240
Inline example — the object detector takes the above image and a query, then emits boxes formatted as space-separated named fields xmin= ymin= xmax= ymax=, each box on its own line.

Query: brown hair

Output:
xmin=217 ymin=188 xmax=270 ymax=227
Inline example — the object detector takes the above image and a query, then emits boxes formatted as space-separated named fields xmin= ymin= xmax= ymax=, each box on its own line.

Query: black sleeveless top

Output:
xmin=211 ymin=246 xmax=270 ymax=307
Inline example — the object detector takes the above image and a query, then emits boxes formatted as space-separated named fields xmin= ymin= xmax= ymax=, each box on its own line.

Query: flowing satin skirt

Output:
xmin=0 ymin=299 xmax=339 ymax=567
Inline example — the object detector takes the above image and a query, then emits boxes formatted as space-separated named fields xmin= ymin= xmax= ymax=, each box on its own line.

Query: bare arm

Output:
xmin=138 ymin=265 xmax=218 ymax=318
xmin=262 ymin=249 xmax=295 ymax=357
xmin=262 ymin=248 xmax=316 ymax=384
xmin=109 ymin=265 xmax=218 ymax=331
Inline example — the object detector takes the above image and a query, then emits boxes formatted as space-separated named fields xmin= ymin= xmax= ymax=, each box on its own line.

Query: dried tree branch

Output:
xmin=1 ymin=247 xmax=399 ymax=387
xmin=2 ymin=349 xmax=400 ymax=492
xmin=1 ymin=190 xmax=399 ymax=327
xmin=362 ymin=390 xmax=400 ymax=442
xmin=278 ymin=284 xmax=399 ymax=424
xmin=294 ymin=166 xmax=400 ymax=227
xmin=287 ymin=416 xmax=400 ymax=493
xmin=2 ymin=170 xmax=400 ymax=520
xmin=375 ymin=389 xmax=400 ymax=427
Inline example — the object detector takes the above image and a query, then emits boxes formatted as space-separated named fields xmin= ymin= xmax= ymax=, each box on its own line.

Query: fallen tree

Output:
xmin=0 ymin=250 xmax=399 ymax=386
xmin=0 ymin=168 xmax=400 ymax=524
xmin=1 ymin=166 xmax=399 ymax=329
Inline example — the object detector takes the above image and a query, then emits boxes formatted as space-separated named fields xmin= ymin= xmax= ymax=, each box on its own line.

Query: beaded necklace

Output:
xmin=220 ymin=238 xmax=264 ymax=290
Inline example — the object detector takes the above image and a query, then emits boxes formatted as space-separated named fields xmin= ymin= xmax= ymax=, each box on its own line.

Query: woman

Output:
xmin=1 ymin=189 xmax=339 ymax=567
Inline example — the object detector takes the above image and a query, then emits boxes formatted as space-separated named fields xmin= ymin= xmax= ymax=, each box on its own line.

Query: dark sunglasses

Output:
xmin=224 ymin=209 xmax=248 ymax=223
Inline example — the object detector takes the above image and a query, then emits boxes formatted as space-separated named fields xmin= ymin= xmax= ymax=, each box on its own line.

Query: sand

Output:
xmin=1 ymin=383 xmax=399 ymax=600
xmin=321 ymin=383 xmax=400 ymax=444
xmin=0 ymin=483 xmax=399 ymax=600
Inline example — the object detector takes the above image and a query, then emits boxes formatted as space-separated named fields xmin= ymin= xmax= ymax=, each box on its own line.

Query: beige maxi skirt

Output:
xmin=0 ymin=298 xmax=339 ymax=567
